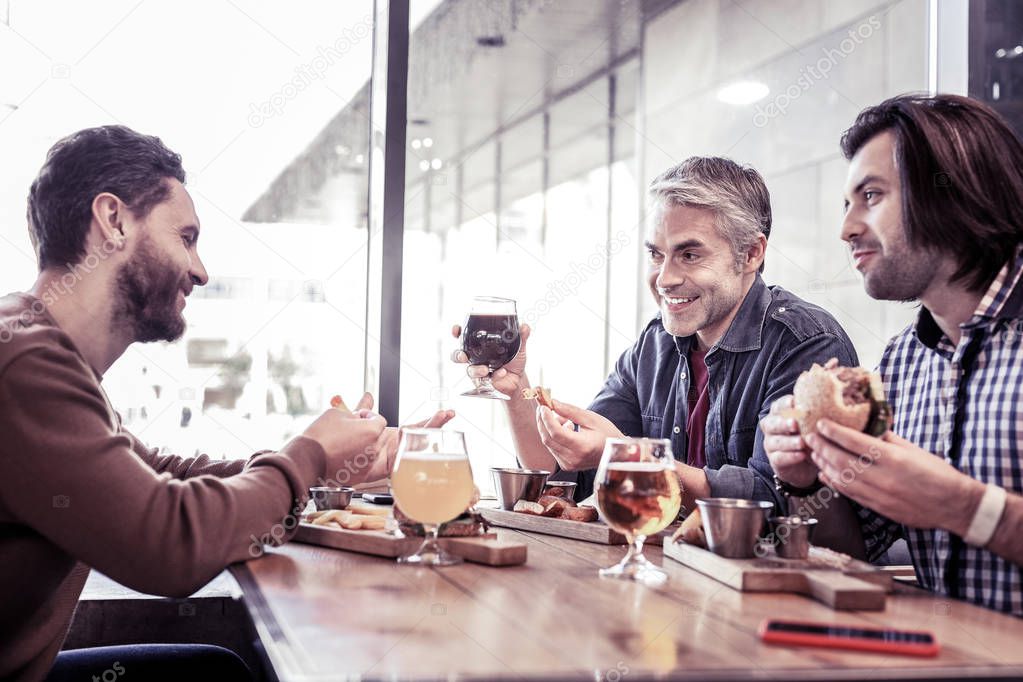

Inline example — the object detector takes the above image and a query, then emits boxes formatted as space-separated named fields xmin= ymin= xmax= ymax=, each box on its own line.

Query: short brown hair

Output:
xmin=841 ymin=94 xmax=1023 ymax=291
xmin=649 ymin=157 xmax=772 ymax=272
xmin=27 ymin=125 xmax=185 ymax=270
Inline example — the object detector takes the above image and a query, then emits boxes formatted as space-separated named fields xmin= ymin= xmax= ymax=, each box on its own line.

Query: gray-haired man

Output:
xmin=455 ymin=157 xmax=858 ymax=523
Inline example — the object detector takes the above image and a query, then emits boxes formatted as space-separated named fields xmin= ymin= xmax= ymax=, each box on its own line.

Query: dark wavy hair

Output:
xmin=27 ymin=125 xmax=185 ymax=269
xmin=841 ymin=94 xmax=1023 ymax=291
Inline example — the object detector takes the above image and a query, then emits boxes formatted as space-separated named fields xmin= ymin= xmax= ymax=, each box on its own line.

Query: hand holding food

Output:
xmin=762 ymin=360 xmax=892 ymax=489
xmin=792 ymin=360 xmax=891 ymax=437
xmin=303 ymin=392 xmax=387 ymax=484
xmin=535 ymin=397 xmax=625 ymax=472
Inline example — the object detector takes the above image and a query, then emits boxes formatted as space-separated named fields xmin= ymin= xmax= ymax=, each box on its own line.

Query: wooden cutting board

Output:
xmin=663 ymin=540 xmax=892 ymax=611
xmin=294 ymin=522 xmax=527 ymax=567
xmin=478 ymin=507 xmax=678 ymax=546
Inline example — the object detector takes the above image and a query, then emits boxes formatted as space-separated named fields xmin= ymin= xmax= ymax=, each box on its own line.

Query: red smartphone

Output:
xmin=759 ymin=619 xmax=939 ymax=657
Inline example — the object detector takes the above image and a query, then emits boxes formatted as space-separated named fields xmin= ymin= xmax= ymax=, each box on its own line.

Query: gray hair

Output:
xmin=648 ymin=156 xmax=772 ymax=272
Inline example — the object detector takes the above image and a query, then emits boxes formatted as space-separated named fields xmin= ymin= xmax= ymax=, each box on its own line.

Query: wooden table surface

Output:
xmin=230 ymin=528 xmax=1023 ymax=681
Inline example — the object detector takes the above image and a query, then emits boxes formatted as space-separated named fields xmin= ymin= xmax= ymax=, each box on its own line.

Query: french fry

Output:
xmin=330 ymin=394 xmax=353 ymax=416
xmin=346 ymin=504 xmax=392 ymax=518
xmin=357 ymin=516 xmax=388 ymax=531
xmin=311 ymin=510 xmax=349 ymax=526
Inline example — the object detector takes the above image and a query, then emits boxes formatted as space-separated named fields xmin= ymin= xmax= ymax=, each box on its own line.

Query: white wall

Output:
xmin=642 ymin=0 xmax=929 ymax=366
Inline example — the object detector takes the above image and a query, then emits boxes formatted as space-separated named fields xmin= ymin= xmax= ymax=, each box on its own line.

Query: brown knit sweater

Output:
xmin=0 ymin=293 xmax=326 ymax=681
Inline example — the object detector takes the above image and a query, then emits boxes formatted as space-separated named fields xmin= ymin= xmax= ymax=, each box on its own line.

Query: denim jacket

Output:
xmin=572 ymin=276 xmax=858 ymax=510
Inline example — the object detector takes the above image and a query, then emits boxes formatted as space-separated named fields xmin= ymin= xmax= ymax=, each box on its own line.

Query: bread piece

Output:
xmin=513 ymin=500 xmax=546 ymax=515
xmin=560 ymin=506 xmax=598 ymax=522
xmin=521 ymin=386 xmax=554 ymax=409
xmin=539 ymin=495 xmax=570 ymax=517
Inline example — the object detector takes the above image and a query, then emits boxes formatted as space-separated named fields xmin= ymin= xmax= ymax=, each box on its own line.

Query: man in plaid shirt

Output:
xmin=762 ymin=94 xmax=1023 ymax=616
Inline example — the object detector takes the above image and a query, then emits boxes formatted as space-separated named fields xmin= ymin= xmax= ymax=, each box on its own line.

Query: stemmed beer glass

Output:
xmin=391 ymin=428 xmax=475 ymax=566
xmin=594 ymin=437 xmax=682 ymax=585
xmin=460 ymin=296 xmax=520 ymax=400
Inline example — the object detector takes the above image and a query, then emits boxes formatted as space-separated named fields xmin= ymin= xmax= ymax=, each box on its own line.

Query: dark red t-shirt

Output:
xmin=685 ymin=348 xmax=710 ymax=469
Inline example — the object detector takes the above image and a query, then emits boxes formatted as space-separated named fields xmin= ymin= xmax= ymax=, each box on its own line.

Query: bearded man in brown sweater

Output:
xmin=0 ymin=126 xmax=445 ymax=681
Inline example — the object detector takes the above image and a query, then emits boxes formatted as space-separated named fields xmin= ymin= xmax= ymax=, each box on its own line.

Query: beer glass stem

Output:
xmin=418 ymin=523 xmax=442 ymax=557
xmin=622 ymin=534 xmax=647 ymax=567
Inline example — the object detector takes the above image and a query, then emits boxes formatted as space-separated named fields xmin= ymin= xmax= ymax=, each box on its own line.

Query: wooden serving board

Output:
xmin=478 ymin=507 xmax=678 ymax=546
xmin=663 ymin=540 xmax=892 ymax=611
xmin=294 ymin=522 xmax=527 ymax=567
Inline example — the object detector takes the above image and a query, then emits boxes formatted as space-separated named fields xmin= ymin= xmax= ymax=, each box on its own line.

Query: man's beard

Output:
xmin=859 ymin=240 xmax=936 ymax=303
xmin=114 ymin=236 xmax=188 ymax=343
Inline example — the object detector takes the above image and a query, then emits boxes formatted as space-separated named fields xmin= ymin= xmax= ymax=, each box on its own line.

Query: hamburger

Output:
xmin=791 ymin=360 xmax=892 ymax=437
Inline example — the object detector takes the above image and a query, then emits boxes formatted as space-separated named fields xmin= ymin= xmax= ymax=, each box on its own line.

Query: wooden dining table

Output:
xmin=231 ymin=527 xmax=1023 ymax=681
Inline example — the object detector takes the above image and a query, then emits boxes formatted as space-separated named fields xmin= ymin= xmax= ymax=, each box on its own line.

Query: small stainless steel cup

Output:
xmin=769 ymin=515 xmax=818 ymax=559
xmin=309 ymin=486 xmax=354 ymax=511
xmin=542 ymin=480 xmax=577 ymax=502
xmin=490 ymin=468 xmax=550 ymax=510
xmin=695 ymin=498 xmax=774 ymax=559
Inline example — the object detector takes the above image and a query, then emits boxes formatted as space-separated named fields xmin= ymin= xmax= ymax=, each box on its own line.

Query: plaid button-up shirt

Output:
xmin=859 ymin=248 xmax=1023 ymax=616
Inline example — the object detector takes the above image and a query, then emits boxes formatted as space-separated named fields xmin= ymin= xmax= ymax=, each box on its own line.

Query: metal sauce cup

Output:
xmin=768 ymin=515 xmax=818 ymax=559
xmin=309 ymin=486 xmax=354 ymax=511
xmin=695 ymin=498 xmax=774 ymax=559
xmin=490 ymin=468 xmax=550 ymax=510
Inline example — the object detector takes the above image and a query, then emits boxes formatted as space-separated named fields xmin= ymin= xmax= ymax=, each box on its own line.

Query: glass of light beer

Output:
xmin=595 ymin=437 xmax=682 ymax=584
xmin=391 ymin=428 xmax=475 ymax=566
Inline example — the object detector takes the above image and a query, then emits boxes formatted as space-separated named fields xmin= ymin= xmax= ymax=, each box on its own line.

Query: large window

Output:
xmin=0 ymin=1 xmax=377 ymax=458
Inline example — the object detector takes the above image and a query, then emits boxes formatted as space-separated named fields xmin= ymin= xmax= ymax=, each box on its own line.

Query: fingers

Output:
xmin=466 ymin=364 xmax=489 ymax=379
xmin=813 ymin=419 xmax=881 ymax=459
xmin=450 ymin=348 xmax=469 ymax=364
xmin=355 ymin=392 xmax=374 ymax=411
xmin=549 ymin=399 xmax=589 ymax=426
xmin=768 ymin=395 xmax=795 ymax=415
xmin=451 ymin=324 xmax=462 ymax=339
xmin=518 ymin=323 xmax=531 ymax=346
xmin=767 ymin=449 xmax=812 ymax=469
xmin=760 ymin=413 xmax=800 ymax=436
xmin=423 ymin=409 xmax=456 ymax=428
xmin=763 ymin=433 xmax=806 ymax=453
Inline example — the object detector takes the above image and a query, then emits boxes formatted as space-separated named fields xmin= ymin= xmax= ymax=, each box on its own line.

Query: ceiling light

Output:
xmin=422 ymin=137 xmax=433 ymax=148
xmin=431 ymin=158 xmax=442 ymax=170
xmin=716 ymin=80 xmax=770 ymax=106
xmin=419 ymin=160 xmax=430 ymax=171
xmin=355 ymin=153 xmax=364 ymax=164
xmin=411 ymin=138 xmax=422 ymax=149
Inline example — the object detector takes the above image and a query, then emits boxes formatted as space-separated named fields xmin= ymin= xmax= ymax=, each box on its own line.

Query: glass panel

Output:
xmin=0 ymin=1 xmax=376 ymax=458
xmin=969 ymin=0 xmax=1023 ymax=139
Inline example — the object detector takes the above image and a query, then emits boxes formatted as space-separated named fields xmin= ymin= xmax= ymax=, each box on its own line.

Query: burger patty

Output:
xmin=835 ymin=367 xmax=871 ymax=406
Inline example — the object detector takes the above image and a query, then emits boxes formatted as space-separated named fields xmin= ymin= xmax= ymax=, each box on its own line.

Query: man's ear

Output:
xmin=745 ymin=233 xmax=768 ymax=273
xmin=90 ymin=192 xmax=128 ymax=251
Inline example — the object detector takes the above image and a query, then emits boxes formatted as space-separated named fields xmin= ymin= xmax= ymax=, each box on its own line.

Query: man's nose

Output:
xmin=190 ymin=255 xmax=209 ymax=287
xmin=840 ymin=207 xmax=861 ymax=244
xmin=655 ymin=261 xmax=684 ymax=292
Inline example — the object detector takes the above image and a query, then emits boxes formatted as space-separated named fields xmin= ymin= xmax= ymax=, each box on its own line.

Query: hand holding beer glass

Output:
xmin=595 ymin=437 xmax=682 ymax=584
xmin=391 ymin=428 xmax=475 ymax=566
xmin=459 ymin=296 xmax=521 ymax=400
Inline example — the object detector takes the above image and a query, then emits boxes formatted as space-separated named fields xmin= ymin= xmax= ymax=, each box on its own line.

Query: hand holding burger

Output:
xmin=761 ymin=359 xmax=892 ymax=489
